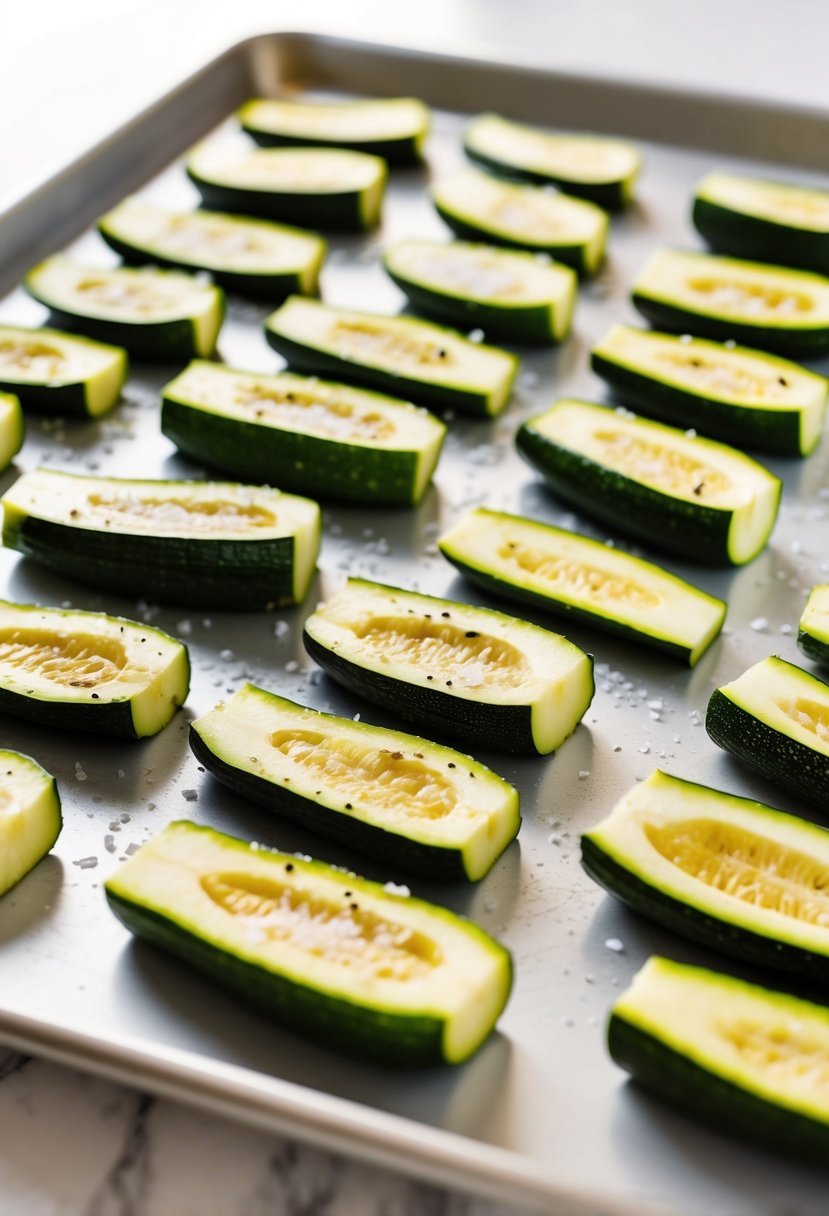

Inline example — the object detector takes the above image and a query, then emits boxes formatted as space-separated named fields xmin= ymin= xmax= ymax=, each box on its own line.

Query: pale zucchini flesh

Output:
xmin=238 ymin=97 xmax=430 ymax=164
xmin=105 ymin=820 xmax=513 ymax=1064
xmin=693 ymin=172 xmax=829 ymax=272
xmin=0 ymin=393 xmax=23 ymax=472
xmin=800 ymin=585 xmax=829 ymax=667
xmin=190 ymin=684 xmax=520 ymax=881
xmin=438 ymin=507 xmax=726 ymax=666
xmin=302 ymin=577 xmax=594 ymax=755
xmin=0 ymin=325 xmax=128 ymax=417
xmin=0 ymin=750 xmax=61 ymax=896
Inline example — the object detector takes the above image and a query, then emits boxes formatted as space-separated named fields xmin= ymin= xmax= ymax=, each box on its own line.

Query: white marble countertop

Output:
xmin=2 ymin=3 xmax=829 ymax=1213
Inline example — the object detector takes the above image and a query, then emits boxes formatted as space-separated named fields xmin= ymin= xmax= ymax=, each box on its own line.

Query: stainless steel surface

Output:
xmin=0 ymin=32 xmax=827 ymax=1216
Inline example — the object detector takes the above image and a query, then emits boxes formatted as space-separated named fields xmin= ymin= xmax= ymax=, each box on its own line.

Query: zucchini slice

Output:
xmin=105 ymin=820 xmax=513 ymax=1065
xmin=706 ymin=656 xmax=829 ymax=808
xmin=238 ymin=96 xmax=430 ymax=165
xmin=383 ymin=239 xmax=577 ymax=344
xmin=98 ymin=198 xmax=326 ymax=301
xmin=24 ymin=257 xmax=224 ymax=361
xmin=1 ymin=469 xmax=321 ymax=610
xmin=631 ymin=249 xmax=829 ymax=357
xmin=693 ymin=172 xmax=829 ymax=272
xmin=190 ymin=684 xmax=520 ymax=882
xmin=264 ymin=296 xmax=518 ymax=418
xmin=438 ymin=508 xmax=726 ymax=667
xmin=609 ymin=957 xmax=829 ymax=1162
xmin=160 ymin=360 xmax=446 ymax=506
xmin=591 ymin=324 xmax=828 ymax=457
xmin=463 ymin=113 xmax=641 ymax=210
xmin=186 ymin=143 xmax=387 ymax=231
xmin=431 ymin=168 xmax=609 ymax=276
xmin=0 ymin=600 xmax=189 ymax=738
xmin=303 ymin=577 xmax=594 ymax=756
xmin=800 ymin=585 xmax=829 ymax=667
xmin=582 ymin=768 xmax=829 ymax=980
xmin=516 ymin=399 xmax=781 ymax=566
xmin=0 ymin=751 xmax=61 ymax=897
xmin=0 ymin=392 xmax=23 ymax=472
xmin=0 ymin=325 xmax=127 ymax=417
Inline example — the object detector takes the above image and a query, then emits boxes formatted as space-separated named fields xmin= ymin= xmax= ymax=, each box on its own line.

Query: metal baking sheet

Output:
xmin=0 ymin=33 xmax=828 ymax=1216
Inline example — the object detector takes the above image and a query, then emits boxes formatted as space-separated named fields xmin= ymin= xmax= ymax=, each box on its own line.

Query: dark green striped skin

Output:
xmin=28 ymin=304 xmax=220 ymax=362
xmin=303 ymin=628 xmax=554 ymax=755
xmin=433 ymin=201 xmax=590 ymax=276
xmin=2 ymin=515 xmax=301 ymax=610
xmin=188 ymin=725 xmax=469 ymax=881
xmin=464 ymin=143 xmax=628 ymax=211
xmin=581 ymin=833 xmax=829 ymax=981
xmin=242 ymin=126 xmax=423 ymax=167
xmin=693 ymin=196 xmax=829 ymax=274
xmin=0 ymin=377 xmax=92 ymax=417
xmin=706 ymin=687 xmax=829 ymax=809
xmin=631 ymin=291 xmax=829 ymax=359
xmin=105 ymin=888 xmax=447 ymax=1065
xmin=385 ymin=268 xmax=558 ymax=345
xmin=264 ymin=324 xmax=499 ymax=417
xmin=608 ymin=1011 xmax=829 ymax=1164
xmin=799 ymin=628 xmax=829 ymax=668
xmin=0 ymin=685 xmax=140 ymax=738
xmin=515 ymin=422 xmax=741 ymax=565
xmin=185 ymin=171 xmax=371 ymax=232
xmin=161 ymin=397 xmax=424 ymax=506
xmin=590 ymin=348 xmax=805 ymax=456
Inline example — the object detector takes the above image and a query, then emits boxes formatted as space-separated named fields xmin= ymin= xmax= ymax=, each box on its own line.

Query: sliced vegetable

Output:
xmin=190 ymin=684 xmax=520 ymax=881
xmin=800 ymin=585 xmax=829 ymax=667
xmin=582 ymin=768 xmax=829 ymax=980
xmin=591 ymin=324 xmax=828 ymax=457
xmin=98 ymin=198 xmax=326 ymax=301
xmin=0 ymin=600 xmax=188 ymax=738
xmin=693 ymin=171 xmax=829 ymax=272
xmin=186 ymin=143 xmax=387 ymax=231
xmin=706 ymin=656 xmax=829 ymax=808
xmin=0 ymin=751 xmax=61 ymax=896
xmin=303 ymin=577 xmax=594 ymax=756
xmin=1 ymin=469 xmax=320 ymax=610
xmin=432 ymin=168 xmax=609 ymax=275
xmin=383 ymin=239 xmax=577 ymax=344
xmin=105 ymin=820 xmax=513 ymax=1064
xmin=238 ymin=96 xmax=430 ymax=165
xmin=516 ymin=399 xmax=781 ymax=565
xmin=463 ymin=113 xmax=641 ymax=210
xmin=24 ymin=257 xmax=224 ymax=360
xmin=438 ymin=508 xmax=725 ymax=666
xmin=0 ymin=324 xmax=127 ymax=416
xmin=0 ymin=393 xmax=23 ymax=472
xmin=264 ymin=296 xmax=518 ymax=417
xmin=160 ymin=360 xmax=445 ymax=506
xmin=631 ymin=249 xmax=829 ymax=358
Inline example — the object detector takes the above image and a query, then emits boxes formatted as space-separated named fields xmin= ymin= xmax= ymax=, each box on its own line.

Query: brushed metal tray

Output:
xmin=0 ymin=32 xmax=828 ymax=1216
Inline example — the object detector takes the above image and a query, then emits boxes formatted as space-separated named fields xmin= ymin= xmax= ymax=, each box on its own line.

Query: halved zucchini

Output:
xmin=105 ymin=820 xmax=513 ymax=1065
xmin=1 ymin=469 xmax=320 ymax=610
xmin=383 ymin=239 xmax=577 ymax=344
xmin=0 ymin=325 xmax=127 ymax=416
xmin=0 ymin=393 xmax=23 ymax=472
xmin=631 ymin=249 xmax=829 ymax=357
xmin=160 ymin=360 xmax=446 ymax=506
xmin=516 ymin=399 xmax=781 ymax=565
xmin=463 ymin=113 xmax=641 ymax=210
xmin=0 ymin=600 xmax=189 ymax=738
xmin=582 ymin=768 xmax=829 ymax=980
xmin=693 ymin=172 xmax=829 ymax=272
xmin=800 ymin=585 xmax=829 ymax=667
xmin=438 ymin=508 xmax=726 ymax=666
xmin=186 ymin=143 xmax=387 ymax=231
xmin=610 ymin=957 xmax=829 ymax=1162
xmin=190 ymin=684 xmax=520 ymax=881
xmin=706 ymin=656 xmax=829 ymax=808
xmin=303 ymin=577 xmax=594 ymax=756
xmin=238 ymin=96 xmax=430 ymax=165
xmin=0 ymin=751 xmax=61 ymax=896
xmin=98 ymin=198 xmax=326 ymax=301
xmin=24 ymin=257 xmax=224 ymax=360
xmin=431 ymin=168 xmax=609 ymax=276
xmin=591 ymin=324 xmax=828 ymax=457
xmin=264 ymin=296 xmax=518 ymax=417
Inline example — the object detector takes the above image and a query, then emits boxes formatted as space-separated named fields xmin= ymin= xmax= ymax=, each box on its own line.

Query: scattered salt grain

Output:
xmin=750 ymin=617 xmax=769 ymax=632
xmin=73 ymin=856 xmax=98 ymax=870
xmin=181 ymin=789 xmax=198 ymax=801
xmin=604 ymin=937 xmax=625 ymax=953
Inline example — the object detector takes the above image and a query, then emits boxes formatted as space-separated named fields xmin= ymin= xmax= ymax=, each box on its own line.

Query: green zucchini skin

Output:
xmin=799 ymin=628 xmax=829 ymax=667
xmin=706 ymin=686 xmax=829 ymax=809
xmin=799 ymin=587 xmax=829 ymax=667
xmin=631 ymin=291 xmax=829 ymax=359
xmin=185 ymin=173 xmax=367 ymax=233
xmin=29 ymin=305 xmax=221 ymax=362
xmin=384 ymin=269 xmax=559 ymax=345
xmin=432 ymin=203 xmax=589 ymax=275
xmin=0 ymin=379 xmax=83 ymax=415
xmin=242 ymin=127 xmax=423 ymax=166
xmin=463 ymin=146 xmax=626 ymax=212
xmin=0 ymin=687 xmax=137 ymax=739
xmin=693 ymin=196 xmax=829 ymax=274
